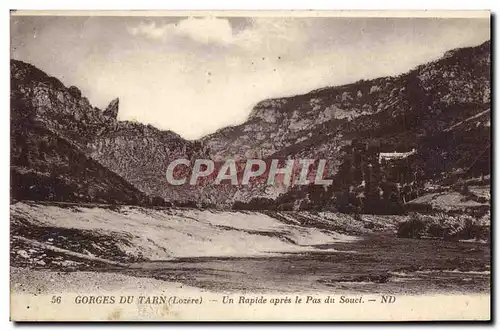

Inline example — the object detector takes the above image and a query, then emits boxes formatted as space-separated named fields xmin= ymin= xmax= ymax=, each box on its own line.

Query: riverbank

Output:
xmin=11 ymin=201 xmax=403 ymax=267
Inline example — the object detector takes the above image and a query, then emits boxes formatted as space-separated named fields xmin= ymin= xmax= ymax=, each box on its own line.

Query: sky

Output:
xmin=11 ymin=13 xmax=490 ymax=139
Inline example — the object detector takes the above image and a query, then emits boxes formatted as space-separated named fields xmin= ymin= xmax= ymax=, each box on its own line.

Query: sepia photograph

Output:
xmin=9 ymin=10 xmax=491 ymax=321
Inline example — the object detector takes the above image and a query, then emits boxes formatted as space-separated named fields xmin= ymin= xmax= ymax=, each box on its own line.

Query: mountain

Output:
xmin=10 ymin=40 xmax=491 ymax=209
xmin=10 ymin=95 xmax=151 ymax=204
xmin=202 ymin=40 xmax=491 ymax=208
xmin=11 ymin=60 xmax=116 ymax=145
xmin=10 ymin=60 xmax=208 ymax=203
xmin=203 ymin=40 xmax=490 ymax=174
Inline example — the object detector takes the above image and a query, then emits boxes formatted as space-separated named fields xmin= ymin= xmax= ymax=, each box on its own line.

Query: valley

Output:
xmin=9 ymin=39 xmax=491 ymax=298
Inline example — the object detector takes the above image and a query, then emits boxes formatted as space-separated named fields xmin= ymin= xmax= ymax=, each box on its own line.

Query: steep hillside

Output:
xmin=10 ymin=97 xmax=152 ymax=204
xmin=203 ymin=41 xmax=491 ymax=181
xmin=86 ymin=122 xmax=205 ymax=200
xmin=11 ymin=60 xmax=114 ymax=145
xmin=11 ymin=59 xmax=208 ymax=203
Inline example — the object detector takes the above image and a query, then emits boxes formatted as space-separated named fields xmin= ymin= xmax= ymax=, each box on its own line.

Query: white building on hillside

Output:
xmin=379 ymin=148 xmax=417 ymax=163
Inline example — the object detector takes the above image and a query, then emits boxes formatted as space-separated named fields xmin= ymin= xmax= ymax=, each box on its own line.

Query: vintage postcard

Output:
xmin=10 ymin=10 xmax=491 ymax=321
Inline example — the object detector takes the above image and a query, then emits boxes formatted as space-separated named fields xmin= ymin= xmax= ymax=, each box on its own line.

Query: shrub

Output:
xmin=397 ymin=212 xmax=490 ymax=241
xmin=397 ymin=213 xmax=427 ymax=238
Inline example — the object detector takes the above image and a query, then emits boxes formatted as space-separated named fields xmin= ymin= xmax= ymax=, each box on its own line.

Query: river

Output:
xmin=118 ymin=235 xmax=490 ymax=294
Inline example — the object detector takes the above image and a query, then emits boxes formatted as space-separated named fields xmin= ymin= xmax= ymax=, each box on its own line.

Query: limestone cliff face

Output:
xmin=103 ymin=98 xmax=119 ymax=119
xmin=11 ymin=60 xmax=112 ymax=144
xmin=87 ymin=121 xmax=209 ymax=200
xmin=202 ymin=40 xmax=491 ymax=180
xmin=10 ymin=59 xmax=207 ymax=203
xmin=10 ymin=68 xmax=150 ymax=203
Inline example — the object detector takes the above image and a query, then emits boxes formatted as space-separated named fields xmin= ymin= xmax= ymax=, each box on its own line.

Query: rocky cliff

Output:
xmin=203 ymin=40 xmax=490 ymax=181
xmin=10 ymin=91 xmax=151 ymax=204
xmin=10 ymin=40 xmax=490 ymax=208
xmin=11 ymin=60 xmax=207 ymax=203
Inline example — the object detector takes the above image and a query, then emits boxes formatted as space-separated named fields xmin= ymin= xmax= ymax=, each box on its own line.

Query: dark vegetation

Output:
xmin=272 ymin=140 xmax=423 ymax=214
xmin=397 ymin=213 xmax=490 ymax=241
